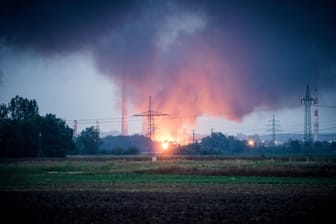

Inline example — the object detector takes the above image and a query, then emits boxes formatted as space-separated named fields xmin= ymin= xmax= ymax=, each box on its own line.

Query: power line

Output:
xmin=319 ymin=105 xmax=336 ymax=109
xmin=266 ymin=114 xmax=281 ymax=145
xmin=301 ymin=85 xmax=314 ymax=142
xmin=133 ymin=96 xmax=168 ymax=153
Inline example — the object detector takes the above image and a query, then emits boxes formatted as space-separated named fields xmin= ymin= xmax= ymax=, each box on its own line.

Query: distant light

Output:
xmin=248 ymin=139 xmax=255 ymax=147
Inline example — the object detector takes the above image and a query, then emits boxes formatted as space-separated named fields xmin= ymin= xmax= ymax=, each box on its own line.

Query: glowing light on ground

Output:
xmin=154 ymin=128 xmax=191 ymax=146
xmin=248 ymin=139 xmax=255 ymax=147
xmin=155 ymin=132 xmax=185 ymax=153
xmin=161 ymin=142 xmax=169 ymax=150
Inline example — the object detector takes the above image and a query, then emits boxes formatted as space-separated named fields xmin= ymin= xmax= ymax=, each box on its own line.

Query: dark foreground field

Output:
xmin=1 ymin=185 xmax=336 ymax=224
xmin=1 ymin=156 xmax=336 ymax=223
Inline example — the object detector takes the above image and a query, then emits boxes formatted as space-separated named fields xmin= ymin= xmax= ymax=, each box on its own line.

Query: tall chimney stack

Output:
xmin=121 ymin=77 xmax=128 ymax=136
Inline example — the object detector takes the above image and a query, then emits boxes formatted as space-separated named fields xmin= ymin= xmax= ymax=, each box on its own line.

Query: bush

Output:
xmin=110 ymin=146 xmax=140 ymax=155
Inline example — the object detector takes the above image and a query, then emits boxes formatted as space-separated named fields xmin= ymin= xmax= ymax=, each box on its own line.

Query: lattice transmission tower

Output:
xmin=266 ymin=114 xmax=281 ymax=146
xmin=133 ymin=96 xmax=168 ymax=152
xmin=301 ymin=85 xmax=314 ymax=142
xmin=121 ymin=77 xmax=128 ymax=136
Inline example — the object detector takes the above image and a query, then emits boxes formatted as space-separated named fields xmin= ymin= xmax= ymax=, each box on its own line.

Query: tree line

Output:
xmin=175 ymin=133 xmax=336 ymax=155
xmin=0 ymin=96 xmax=74 ymax=157
xmin=0 ymin=96 xmax=138 ymax=157
xmin=0 ymin=96 xmax=133 ymax=157
xmin=1 ymin=96 xmax=335 ymax=157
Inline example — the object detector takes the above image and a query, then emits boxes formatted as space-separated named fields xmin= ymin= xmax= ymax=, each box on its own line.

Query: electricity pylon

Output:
xmin=133 ymin=96 xmax=168 ymax=153
xmin=301 ymin=85 xmax=314 ymax=142
xmin=266 ymin=114 xmax=281 ymax=146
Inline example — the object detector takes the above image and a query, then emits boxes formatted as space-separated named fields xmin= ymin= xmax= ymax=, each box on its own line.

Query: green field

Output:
xmin=1 ymin=155 xmax=336 ymax=191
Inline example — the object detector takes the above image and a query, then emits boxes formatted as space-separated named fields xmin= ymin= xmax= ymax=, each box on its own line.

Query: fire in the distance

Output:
xmin=161 ymin=141 xmax=169 ymax=150
xmin=154 ymin=128 xmax=192 ymax=151
xmin=156 ymin=140 xmax=179 ymax=152
xmin=141 ymin=115 xmax=194 ymax=150
xmin=153 ymin=116 xmax=194 ymax=146
xmin=155 ymin=134 xmax=182 ymax=152
xmin=152 ymin=129 xmax=188 ymax=152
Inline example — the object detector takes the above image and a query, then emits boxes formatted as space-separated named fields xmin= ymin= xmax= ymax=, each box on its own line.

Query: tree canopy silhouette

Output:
xmin=0 ymin=96 xmax=74 ymax=157
xmin=75 ymin=127 xmax=102 ymax=155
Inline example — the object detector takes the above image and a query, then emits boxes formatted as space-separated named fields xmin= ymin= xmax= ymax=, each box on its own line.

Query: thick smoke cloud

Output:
xmin=1 ymin=0 xmax=335 ymax=139
xmin=0 ymin=69 xmax=3 ymax=85
xmin=0 ymin=0 xmax=137 ymax=52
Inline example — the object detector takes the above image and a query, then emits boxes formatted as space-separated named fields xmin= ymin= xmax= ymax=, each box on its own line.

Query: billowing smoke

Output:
xmin=0 ymin=69 xmax=3 ymax=85
xmin=1 ymin=0 xmax=335 ymax=141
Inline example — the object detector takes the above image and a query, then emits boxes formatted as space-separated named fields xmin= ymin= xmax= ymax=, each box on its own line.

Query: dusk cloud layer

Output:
xmin=1 ymin=0 xmax=335 ymax=139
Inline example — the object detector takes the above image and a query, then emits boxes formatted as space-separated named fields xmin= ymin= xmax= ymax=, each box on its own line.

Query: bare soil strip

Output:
xmin=1 ymin=186 xmax=335 ymax=224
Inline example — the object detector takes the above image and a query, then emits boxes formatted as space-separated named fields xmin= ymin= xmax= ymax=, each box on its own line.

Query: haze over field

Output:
xmin=1 ymin=0 xmax=335 ymax=140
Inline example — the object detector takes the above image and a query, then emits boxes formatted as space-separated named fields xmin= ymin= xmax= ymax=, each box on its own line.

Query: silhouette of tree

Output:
xmin=0 ymin=103 xmax=8 ymax=118
xmin=8 ymin=95 xmax=39 ymax=120
xmin=39 ymin=114 xmax=74 ymax=157
xmin=76 ymin=127 xmax=102 ymax=154
xmin=0 ymin=96 xmax=74 ymax=157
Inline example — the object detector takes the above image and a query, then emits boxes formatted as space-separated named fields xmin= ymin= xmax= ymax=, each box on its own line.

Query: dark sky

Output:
xmin=0 ymin=0 xmax=335 ymax=135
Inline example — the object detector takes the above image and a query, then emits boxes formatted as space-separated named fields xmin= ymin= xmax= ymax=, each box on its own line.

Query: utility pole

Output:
xmin=301 ymin=85 xmax=314 ymax=142
xmin=121 ymin=77 xmax=128 ymax=136
xmin=266 ymin=114 xmax=281 ymax=146
xmin=38 ymin=132 xmax=42 ymax=157
xmin=210 ymin=128 xmax=214 ymax=150
xmin=133 ymin=96 xmax=168 ymax=155
xmin=73 ymin=120 xmax=78 ymax=138
xmin=312 ymin=63 xmax=319 ymax=142
xmin=192 ymin=130 xmax=195 ymax=143
xmin=313 ymin=79 xmax=319 ymax=142
xmin=313 ymin=92 xmax=319 ymax=142
xmin=95 ymin=120 xmax=100 ymax=133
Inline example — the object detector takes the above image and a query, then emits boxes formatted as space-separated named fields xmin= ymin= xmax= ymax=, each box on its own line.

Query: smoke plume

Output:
xmin=1 ymin=0 xmax=335 ymax=141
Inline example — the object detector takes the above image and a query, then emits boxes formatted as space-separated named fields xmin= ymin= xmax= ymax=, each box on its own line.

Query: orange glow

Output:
xmin=154 ymin=128 xmax=190 ymax=145
xmin=161 ymin=142 xmax=169 ymax=150
xmin=126 ymin=44 xmax=248 ymax=141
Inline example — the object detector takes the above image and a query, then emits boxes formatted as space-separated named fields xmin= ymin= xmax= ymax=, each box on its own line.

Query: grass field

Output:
xmin=1 ymin=155 xmax=336 ymax=223
xmin=1 ymin=155 xmax=336 ymax=191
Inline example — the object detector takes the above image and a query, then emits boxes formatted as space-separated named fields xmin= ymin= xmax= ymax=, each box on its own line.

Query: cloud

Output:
xmin=0 ymin=69 xmax=3 ymax=85
xmin=0 ymin=0 xmax=335 ymax=139
xmin=0 ymin=0 xmax=137 ymax=53
xmin=157 ymin=12 xmax=206 ymax=51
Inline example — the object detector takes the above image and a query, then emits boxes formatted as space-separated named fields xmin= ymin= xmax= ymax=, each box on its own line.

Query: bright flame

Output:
xmin=161 ymin=142 xmax=169 ymax=150
xmin=155 ymin=132 xmax=185 ymax=152
xmin=154 ymin=124 xmax=192 ymax=145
